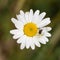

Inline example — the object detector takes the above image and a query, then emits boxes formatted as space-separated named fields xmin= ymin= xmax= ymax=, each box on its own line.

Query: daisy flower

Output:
xmin=10 ymin=9 xmax=52 ymax=50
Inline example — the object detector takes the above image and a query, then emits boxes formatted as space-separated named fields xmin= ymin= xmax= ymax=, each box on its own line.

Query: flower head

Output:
xmin=10 ymin=9 xmax=52 ymax=50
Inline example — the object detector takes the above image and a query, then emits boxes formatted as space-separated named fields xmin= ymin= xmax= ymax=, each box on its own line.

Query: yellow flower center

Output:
xmin=23 ymin=22 xmax=38 ymax=37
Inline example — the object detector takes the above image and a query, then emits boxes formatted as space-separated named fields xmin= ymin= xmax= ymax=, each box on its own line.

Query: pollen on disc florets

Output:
xmin=23 ymin=22 xmax=38 ymax=37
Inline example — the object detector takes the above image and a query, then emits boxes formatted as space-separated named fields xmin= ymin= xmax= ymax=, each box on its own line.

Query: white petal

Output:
xmin=16 ymin=15 xmax=27 ymax=24
xmin=39 ymin=18 xmax=51 ymax=28
xmin=39 ymin=12 xmax=46 ymax=20
xmin=45 ymin=27 xmax=52 ymax=31
xmin=25 ymin=38 xmax=30 ymax=49
xmin=42 ymin=30 xmax=51 ymax=37
xmin=34 ymin=10 xmax=40 ymax=16
xmin=17 ymin=38 xmax=23 ymax=44
xmin=44 ymin=32 xmax=51 ymax=37
xmin=39 ymin=36 xmax=47 ymax=44
xmin=16 ymin=15 xmax=21 ymax=21
xmin=25 ymin=40 xmax=30 ymax=49
xmin=33 ymin=37 xmax=41 ymax=47
xmin=15 ymin=21 xmax=23 ymax=29
xmin=41 ymin=27 xmax=52 ymax=31
xmin=29 ymin=38 xmax=35 ymax=50
xmin=34 ymin=41 xmax=41 ymax=47
xmin=32 ymin=10 xmax=40 ymax=27
xmin=17 ymin=35 xmax=26 ymax=44
xmin=11 ymin=18 xmax=24 ymax=29
xmin=32 ymin=11 xmax=46 ymax=27
xmin=10 ymin=29 xmax=21 ymax=35
xmin=20 ymin=10 xmax=24 ymax=15
xmin=10 ymin=29 xmax=18 ymax=34
xmin=25 ymin=12 xmax=30 ymax=22
xmin=32 ymin=18 xmax=40 ymax=28
xmin=13 ymin=34 xmax=21 ymax=39
xmin=32 ymin=10 xmax=40 ymax=21
xmin=31 ymin=42 xmax=35 ymax=50
xmin=20 ymin=36 xmax=26 ymax=50
xmin=29 ymin=9 xmax=33 ymax=22
xmin=12 ymin=30 xmax=23 ymax=39
xmin=43 ymin=36 xmax=49 ymax=42
xmin=20 ymin=10 xmax=24 ymax=14
xmin=19 ymin=10 xmax=27 ymax=24
xmin=46 ymin=32 xmax=51 ymax=37
xmin=13 ymin=31 xmax=23 ymax=39
xmin=20 ymin=42 xmax=25 ymax=50
xmin=16 ymin=15 xmax=23 ymax=23
xmin=11 ymin=18 xmax=17 ymax=24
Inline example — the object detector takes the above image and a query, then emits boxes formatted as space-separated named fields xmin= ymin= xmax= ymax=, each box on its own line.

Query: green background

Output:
xmin=0 ymin=0 xmax=60 ymax=60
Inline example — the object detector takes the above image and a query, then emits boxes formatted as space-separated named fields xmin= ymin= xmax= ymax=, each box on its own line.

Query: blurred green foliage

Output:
xmin=0 ymin=0 xmax=60 ymax=60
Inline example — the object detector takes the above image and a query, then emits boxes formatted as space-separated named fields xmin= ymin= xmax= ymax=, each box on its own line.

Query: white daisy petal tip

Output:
xmin=42 ymin=12 xmax=46 ymax=15
xmin=26 ymin=47 xmax=29 ymax=49
xmin=47 ymin=33 xmax=51 ymax=37
xmin=45 ymin=17 xmax=51 ymax=24
xmin=16 ymin=39 xmax=20 ymax=44
xmin=25 ymin=43 xmax=30 ymax=49
xmin=45 ymin=27 xmax=52 ymax=31
xmin=39 ymin=12 xmax=46 ymax=21
xmin=34 ymin=10 xmax=40 ymax=15
xmin=37 ymin=44 xmax=41 ymax=47
xmin=41 ymin=27 xmax=52 ymax=32
xmin=36 ymin=44 xmax=41 ymax=48
xmin=30 ymin=9 xmax=33 ymax=12
xmin=10 ymin=9 xmax=52 ymax=50
xmin=13 ymin=35 xmax=18 ymax=39
xmin=36 ymin=10 xmax=40 ymax=13
xmin=48 ymin=27 xmax=52 ymax=31
xmin=13 ymin=36 xmax=16 ymax=39
xmin=16 ymin=14 xmax=19 ymax=18
xmin=10 ymin=30 xmax=12 ymax=34
xmin=47 ymin=17 xmax=51 ymax=23
xmin=20 ymin=44 xmax=25 ymax=50
xmin=10 ymin=30 xmax=15 ymax=35
xmin=39 ymin=36 xmax=47 ymax=44
xmin=11 ymin=18 xmax=15 ymax=23
xmin=31 ymin=47 xmax=35 ymax=50
xmin=20 ymin=10 xmax=24 ymax=14
xmin=11 ymin=18 xmax=18 ymax=24
xmin=11 ymin=18 xmax=15 ymax=22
